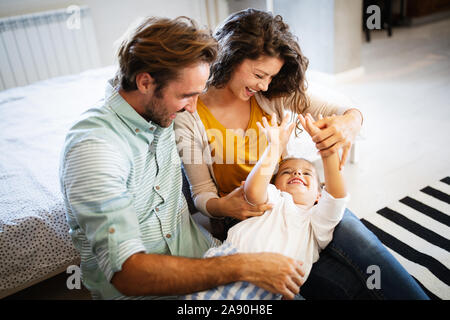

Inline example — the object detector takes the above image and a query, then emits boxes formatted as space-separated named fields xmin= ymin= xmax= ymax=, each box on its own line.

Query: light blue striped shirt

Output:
xmin=59 ymin=81 xmax=219 ymax=299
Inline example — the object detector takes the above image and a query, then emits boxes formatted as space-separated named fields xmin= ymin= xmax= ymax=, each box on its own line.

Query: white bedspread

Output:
xmin=0 ymin=66 xmax=116 ymax=293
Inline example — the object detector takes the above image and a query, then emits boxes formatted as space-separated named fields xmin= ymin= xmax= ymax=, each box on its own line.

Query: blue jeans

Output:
xmin=300 ymin=209 xmax=430 ymax=300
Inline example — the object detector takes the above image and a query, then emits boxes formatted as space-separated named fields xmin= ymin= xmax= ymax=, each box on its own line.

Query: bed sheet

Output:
xmin=0 ymin=66 xmax=116 ymax=294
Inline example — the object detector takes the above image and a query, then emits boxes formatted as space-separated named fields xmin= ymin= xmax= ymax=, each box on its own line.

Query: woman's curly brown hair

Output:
xmin=208 ymin=9 xmax=309 ymax=111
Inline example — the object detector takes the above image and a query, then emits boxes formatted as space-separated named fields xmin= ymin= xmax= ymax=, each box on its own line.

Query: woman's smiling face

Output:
xmin=226 ymin=55 xmax=284 ymax=101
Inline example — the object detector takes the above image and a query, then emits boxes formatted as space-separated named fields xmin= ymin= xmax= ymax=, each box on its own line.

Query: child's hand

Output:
xmin=298 ymin=113 xmax=338 ymax=158
xmin=257 ymin=113 xmax=295 ymax=154
xmin=298 ymin=113 xmax=321 ymax=137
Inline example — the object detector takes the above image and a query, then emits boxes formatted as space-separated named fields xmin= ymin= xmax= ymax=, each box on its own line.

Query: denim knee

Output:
xmin=331 ymin=209 xmax=382 ymax=255
xmin=327 ymin=209 xmax=429 ymax=300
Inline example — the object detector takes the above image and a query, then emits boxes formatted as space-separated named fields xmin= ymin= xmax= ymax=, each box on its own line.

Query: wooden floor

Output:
xmin=3 ymin=18 xmax=450 ymax=300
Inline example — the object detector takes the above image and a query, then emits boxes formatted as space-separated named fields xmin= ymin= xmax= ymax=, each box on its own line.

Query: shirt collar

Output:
xmin=105 ymin=79 xmax=160 ymax=135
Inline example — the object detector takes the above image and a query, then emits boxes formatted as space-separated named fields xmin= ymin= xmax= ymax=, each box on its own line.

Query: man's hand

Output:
xmin=242 ymin=252 xmax=305 ymax=300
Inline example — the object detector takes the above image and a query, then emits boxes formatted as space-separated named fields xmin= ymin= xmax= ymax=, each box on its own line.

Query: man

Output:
xmin=59 ymin=16 xmax=304 ymax=300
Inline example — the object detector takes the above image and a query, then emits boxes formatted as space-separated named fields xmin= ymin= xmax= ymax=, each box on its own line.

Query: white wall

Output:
xmin=274 ymin=0 xmax=362 ymax=74
xmin=1 ymin=0 xmax=363 ymax=74
xmin=226 ymin=0 xmax=362 ymax=75
xmin=334 ymin=0 xmax=362 ymax=73
xmin=274 ymin=0 xmax=336 ymax=73
xmin=0 ymin=0 xmax=230 ymax=67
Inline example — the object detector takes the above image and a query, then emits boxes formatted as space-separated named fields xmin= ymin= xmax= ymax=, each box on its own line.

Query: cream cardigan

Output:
xmin=174 ymin=90 xmax=350 ymax=218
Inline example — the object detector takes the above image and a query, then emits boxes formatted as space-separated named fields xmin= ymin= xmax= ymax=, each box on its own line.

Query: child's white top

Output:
xmin=225 ymin=184 xmax=350 ymax=280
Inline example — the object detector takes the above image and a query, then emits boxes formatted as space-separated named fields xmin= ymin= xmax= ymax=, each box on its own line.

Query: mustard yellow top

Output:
xmin=197 ymin=97 xmax=273 ymax=197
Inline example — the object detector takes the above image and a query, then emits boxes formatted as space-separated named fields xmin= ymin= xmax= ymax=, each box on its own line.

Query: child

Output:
xmin=183 ymin=113 xmax=349 ymax=300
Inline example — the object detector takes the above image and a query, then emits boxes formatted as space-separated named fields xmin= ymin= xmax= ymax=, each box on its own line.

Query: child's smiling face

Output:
xmin=273 ymin=158 xmax=321 ymax=207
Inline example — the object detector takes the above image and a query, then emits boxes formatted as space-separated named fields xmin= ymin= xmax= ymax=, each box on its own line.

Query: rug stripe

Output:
xmin=399 ymin=197 xmax=450 ymax=226
xmin=360 ymin=219 xmax=450 ymax=286
xmin=362 ymin=178 xmax=450 ymax=299
xmin=430 ymin=181 xmax=450 ymax=195
xmin=412 ymin=191 xmax=450 ymax=216
xmin=390 ymin=202 xmax=450 ymax=240
xmin=377 ymin=207 xmax=450 ymax=252
xmin=365 ymin=212 xmax=450 ymax=269
xmin=421 ymin=186 xmax=450 ymax=204
xmin=386 ymin=246 xmax=450 ymax=300
xmin=412 ymin=276 xmax=440 ymax=300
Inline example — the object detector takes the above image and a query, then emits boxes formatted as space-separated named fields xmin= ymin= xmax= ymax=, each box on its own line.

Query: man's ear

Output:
xmin=135 ymin=72 xmax=155 ymax=95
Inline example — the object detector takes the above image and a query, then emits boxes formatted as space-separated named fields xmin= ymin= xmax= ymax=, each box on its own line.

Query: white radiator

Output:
xmin=0 ymin=6 xmax=101 ymax=91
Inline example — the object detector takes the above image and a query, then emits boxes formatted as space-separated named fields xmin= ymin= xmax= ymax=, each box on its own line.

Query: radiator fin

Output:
xmin=0 ymin=6 xmax=101 ymax=91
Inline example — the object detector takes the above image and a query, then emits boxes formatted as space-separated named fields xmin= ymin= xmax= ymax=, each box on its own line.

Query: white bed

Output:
xmin=0 ymin=66 xmax=117 ymax=298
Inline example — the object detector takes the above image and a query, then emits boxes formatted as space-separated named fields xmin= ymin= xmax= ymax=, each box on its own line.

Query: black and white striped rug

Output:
xmin=361 ymin=177 xmax=450 ymax=300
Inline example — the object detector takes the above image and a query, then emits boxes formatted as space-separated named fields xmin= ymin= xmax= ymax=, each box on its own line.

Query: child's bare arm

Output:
xmin=299 ymin=114 xmax=347 ymax=199
xmin=321 ymin=148 xmax=347 ymax=199
xmin=244 ymin=114 xmax=295 ymax=205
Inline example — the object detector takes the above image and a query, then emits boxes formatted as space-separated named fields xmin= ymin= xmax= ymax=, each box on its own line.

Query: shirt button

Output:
xmin=155 ymin=186 xmax=160 ymax=190
xmin=135 ymin=128 xmax=140 ymax=133
xmin=166 ymin=234 xmax=171 ymax=239
xmin=150 ymin=127 xmax=155 ymax=131
xmin=109 ymin=227 xmax=115 ymax=234
xmin=155 ymin=207 xmax=159 ymax=212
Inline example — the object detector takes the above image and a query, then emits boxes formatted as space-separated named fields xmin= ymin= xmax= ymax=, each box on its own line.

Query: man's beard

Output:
xmin=142 ymin=96 xmax=172 ymax=128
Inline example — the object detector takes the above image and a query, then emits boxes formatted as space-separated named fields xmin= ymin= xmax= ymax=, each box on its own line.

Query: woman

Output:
xmin=175 ymin=9 xmax=428 ymax=299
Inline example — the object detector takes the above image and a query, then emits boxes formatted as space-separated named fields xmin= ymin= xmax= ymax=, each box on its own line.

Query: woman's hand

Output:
xmin=214 ymin=181 xmax=274 ymax=220
xmin=257 ymin=113 xmax=295 ymax=155
xmin=310 ymin=109 xmax=362 ymax=169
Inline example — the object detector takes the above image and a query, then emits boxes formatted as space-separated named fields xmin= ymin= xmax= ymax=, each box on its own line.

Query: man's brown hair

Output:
xmin=116 ymin=16 xmax=217 ymax=94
